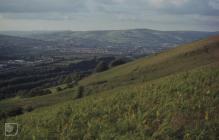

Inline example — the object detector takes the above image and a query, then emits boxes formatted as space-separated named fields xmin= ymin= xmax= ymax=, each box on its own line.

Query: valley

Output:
xmin=0 ymin=33 xmax=218 ymax=139
xmin=0 ymin=29 xmax=218 ymax=140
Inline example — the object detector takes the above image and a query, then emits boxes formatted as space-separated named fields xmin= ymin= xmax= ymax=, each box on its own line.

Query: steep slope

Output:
xmin=1 ymin=36 xmax=219 ymax=140
xmin=80 ymin=36 xmax=219 ymax=93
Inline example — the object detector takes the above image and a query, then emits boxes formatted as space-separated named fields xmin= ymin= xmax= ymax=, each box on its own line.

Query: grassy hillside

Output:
xmin=0 ymin=36 xmax=219 ymax=140
xmin=0 ymin=86 xmax=76 ymax=114
xmin=80 ymin=36 xmax=219 ymax=92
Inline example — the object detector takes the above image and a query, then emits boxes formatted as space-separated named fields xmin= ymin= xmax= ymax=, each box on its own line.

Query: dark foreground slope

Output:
xmin=0 ymin=36 xmax=219 ymax=140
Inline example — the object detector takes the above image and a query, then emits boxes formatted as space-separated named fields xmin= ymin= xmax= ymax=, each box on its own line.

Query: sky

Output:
xmin=0 ymin=0 xmax=219 ymax=31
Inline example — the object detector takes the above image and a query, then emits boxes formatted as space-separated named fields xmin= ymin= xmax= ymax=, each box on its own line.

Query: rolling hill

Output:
xmin=0 ymin=34 xmax=54 ymax=59
xmin=1 ymin=29 xmax=218 ymax=49
xmin=0 ymin=35 xmax=219 ymax=139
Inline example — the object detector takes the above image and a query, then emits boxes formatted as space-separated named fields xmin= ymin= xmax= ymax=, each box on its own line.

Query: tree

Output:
xmin=109 ymin=58 xmax=127 ymax=68
xmin=94 ymin=61 xmax=108 ymax=73
xmin=56 ymin=87 xmax=62 ymax=92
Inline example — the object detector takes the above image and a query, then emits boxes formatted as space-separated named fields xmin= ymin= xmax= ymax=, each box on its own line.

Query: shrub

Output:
xmin=7 ymin=107 xmax=23 ymax=117
xmin=23 ymin=106 xmax=34 ymax=112
xmin=56 ymin=87 xmax=63 ymax=92
xmin=109 ymin=58 xmax=128 ymax=68
xmin=66 ymin=83 xmax=74 ymax=88
xmin=0 ymin=110 xmax=7 ymax=120
xmin=94 ymin=61 xmax=109 ymax=73
xmin=22 ymin=88 xmax=52 ymax=98
xmin=76 ymin=86 xmax=84 ymax=99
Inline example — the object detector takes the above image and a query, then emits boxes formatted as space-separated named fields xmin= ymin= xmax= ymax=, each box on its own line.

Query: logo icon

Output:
xmin=5 ymin=123 xmax=18 ymax=136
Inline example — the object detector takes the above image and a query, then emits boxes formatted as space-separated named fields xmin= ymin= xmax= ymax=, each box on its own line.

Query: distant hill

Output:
xmin=0 ymin=35 xmax=54 ymax=59
xmin=1 ymin=35 xmax=218 ymax=139
xmin=1 ymin=29 xmax=218 ymax=49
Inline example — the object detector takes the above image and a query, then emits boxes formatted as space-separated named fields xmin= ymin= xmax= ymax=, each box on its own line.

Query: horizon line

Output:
xmin=0 ymin=27 xmax=218 ymax=33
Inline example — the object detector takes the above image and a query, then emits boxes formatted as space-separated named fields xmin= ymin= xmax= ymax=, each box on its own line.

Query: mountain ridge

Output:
xmin=1 ymin=29 xmax=218 ymax=49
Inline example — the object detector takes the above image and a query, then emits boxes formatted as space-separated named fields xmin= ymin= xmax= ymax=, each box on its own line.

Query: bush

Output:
xmin=0 ymin=110 xmax=7 ymax=120
xmin=23 ymin=106 xmax=34 ymax=112
xmin=66 ymin=83 xmax=74 ymax=88
xmin=22 ymin=88 xmax=52 ymax=98
xmin=56 ymin=87 xmax=63 ymax=92
xmin=63 ymin=73 xmax=81 ymax=84
xmin=94 ymin=61 xmax=109 ymax=73
xmin=109 ymin=58 xmax=128 ymax=68
xmin=7 ymin=107 xmax=23 ymax=117
xmin=76 ymin=86 xmax=84 ymax=99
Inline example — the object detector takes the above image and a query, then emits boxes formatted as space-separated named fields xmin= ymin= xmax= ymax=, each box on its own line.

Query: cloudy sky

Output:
xmin=0 ymin=0 xmax=219 ymax=31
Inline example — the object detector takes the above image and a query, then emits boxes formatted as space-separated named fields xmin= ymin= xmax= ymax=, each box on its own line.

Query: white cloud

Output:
xmin=0 ymin=0 xmax=219 ymax=31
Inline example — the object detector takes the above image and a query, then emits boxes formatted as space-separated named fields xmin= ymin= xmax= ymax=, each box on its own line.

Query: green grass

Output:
xmin=0 ymin=87 xmax=76 ymax=114
xmin=80 ymin=36 xmax=216 ymax=86
xmin=1 ymin=65 xmax=219 ymax=140
xmin=80 ymin=36 xmax=219 ymax=93
xmin=0 ymin=36 xmax=219 ymax=140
